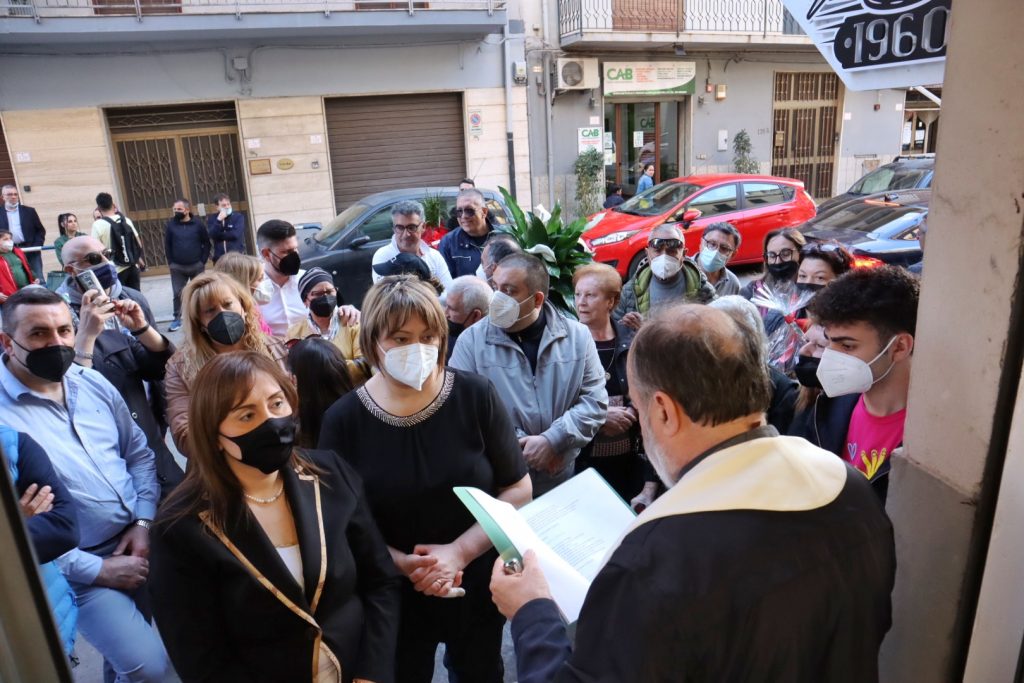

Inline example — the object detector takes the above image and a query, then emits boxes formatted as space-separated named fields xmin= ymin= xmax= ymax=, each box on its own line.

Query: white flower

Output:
xmin=525 ymin=244 xmax=557 ymax=263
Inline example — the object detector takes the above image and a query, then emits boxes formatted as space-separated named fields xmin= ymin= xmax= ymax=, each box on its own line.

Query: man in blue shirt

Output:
xmin=0 ymin=287 xmax=171 ymax=682
xmin=207 ymin=192 xmax=247 ymax=263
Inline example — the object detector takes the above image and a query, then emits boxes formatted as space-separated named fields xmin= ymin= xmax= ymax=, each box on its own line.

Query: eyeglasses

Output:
xmin=393 ymin=223 xmax=423 ymax=233
xmin=71 ymin=250 xmax=113 ymax=268
xmin=453 ymin=208 xmax=478 ymax=218
xmin=702 ymin=237 xmax=736 ymax=257
xmin=648 ymin=238 xmax=683 ymax=253
xmin=765 ymin=248 xmax=796 ymax=263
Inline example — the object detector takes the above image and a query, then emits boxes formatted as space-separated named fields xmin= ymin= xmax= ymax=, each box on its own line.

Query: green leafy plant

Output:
xmin=499 ymin=187 xmax=593 ymax=316
xmin=733 ymin=129 xmax=760 ymax=174
xmin=573 ymin=147 xmax=605 ymax=219
xmin=421 ymin=193 xmax=446 ymax=227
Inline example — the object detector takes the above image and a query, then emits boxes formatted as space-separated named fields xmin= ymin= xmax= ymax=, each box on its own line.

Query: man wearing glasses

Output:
xmin=439 ymin=188 xmax=495 ymax=278
xmin=614 ymin=224 xmax=716 ymax=331
xmin=371 ymin=200 xmax=453 ymax=289
xmin=695 ymin=222 xmax=743 ymax=297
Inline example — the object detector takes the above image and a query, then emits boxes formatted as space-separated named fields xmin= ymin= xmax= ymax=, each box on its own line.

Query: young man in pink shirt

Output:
xmin=789 ymin=266 xmax=919 ymax=502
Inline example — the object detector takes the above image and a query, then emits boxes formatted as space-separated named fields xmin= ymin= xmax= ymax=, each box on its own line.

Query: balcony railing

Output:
xmin=0 ymin=0 xmax=501 ymax=20
xmin=559 ymin=0 xmax=804 ymax=40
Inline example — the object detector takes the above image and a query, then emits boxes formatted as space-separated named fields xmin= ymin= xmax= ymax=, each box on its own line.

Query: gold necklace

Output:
xmin=243 ymin=485 xmax=284 ymax=505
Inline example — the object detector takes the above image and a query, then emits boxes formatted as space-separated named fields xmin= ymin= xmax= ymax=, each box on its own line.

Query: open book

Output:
xmin=454 ymin=468 xmax=635 ymax=623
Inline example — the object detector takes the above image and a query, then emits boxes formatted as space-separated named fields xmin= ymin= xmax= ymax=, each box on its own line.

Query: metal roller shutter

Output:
xmin=325 ymin=93 xmax=467 ymax=210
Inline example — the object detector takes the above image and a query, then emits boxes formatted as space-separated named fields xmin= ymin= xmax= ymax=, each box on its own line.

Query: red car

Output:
xmin=582 ymin=174 xmax=817 ymax=278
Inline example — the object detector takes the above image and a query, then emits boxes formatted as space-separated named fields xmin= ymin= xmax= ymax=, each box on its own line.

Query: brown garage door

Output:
xmin=325 ymin=93 xmax=467 ymax=210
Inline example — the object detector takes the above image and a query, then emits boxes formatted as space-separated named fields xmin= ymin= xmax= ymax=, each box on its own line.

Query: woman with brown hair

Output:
xmin=214 ymin=251 xmax=275 ymax=336
xmin=150 ymin=352 xmax=400 ymax=683
xmin=164 ymin=271 xmax=287 ymax=455
xmin=317 ymin=275 xmax=531 ymax=683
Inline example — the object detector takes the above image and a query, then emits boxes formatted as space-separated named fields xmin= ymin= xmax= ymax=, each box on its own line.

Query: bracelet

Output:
xmin=129 ymin=324 xmax=150 ymax=337
xmin=133 ymin=519 xmax=152 ymax=530
xmin=74 ymin=350 xmax=94 ymax=361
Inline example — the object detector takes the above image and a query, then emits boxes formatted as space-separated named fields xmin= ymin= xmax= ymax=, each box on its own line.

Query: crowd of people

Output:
xmin=0 ymin=183 xmax=921 ymax=682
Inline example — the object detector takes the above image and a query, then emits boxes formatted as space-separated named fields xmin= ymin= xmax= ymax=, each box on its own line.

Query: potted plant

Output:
xmin=498 ymin=187 xmax=593 ymax=316
xmin=733 ymin=129 xmax=760 ymax=174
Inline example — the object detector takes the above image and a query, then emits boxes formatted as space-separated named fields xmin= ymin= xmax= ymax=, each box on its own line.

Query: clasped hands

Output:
xmin=394 ymin=543 xmax=467 ymax=598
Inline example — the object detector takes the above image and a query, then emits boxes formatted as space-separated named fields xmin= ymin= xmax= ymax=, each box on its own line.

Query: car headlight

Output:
xmin=590 ymin=230 xmax=639 ymax=247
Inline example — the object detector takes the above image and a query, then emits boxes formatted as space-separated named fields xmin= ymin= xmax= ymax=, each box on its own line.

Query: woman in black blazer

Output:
xmin=150 ymin=351 xmax=400 ymax=683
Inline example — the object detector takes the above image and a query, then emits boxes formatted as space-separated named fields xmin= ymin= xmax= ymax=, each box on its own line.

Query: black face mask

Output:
xmin=205 ymin=311 xmax=246 ymax=346
xmin=796 ymin=282 xmax=826 ymax=295
xmin=309 ymin=294 xmax=337 ymax=318
xmin=273 ymin=251 xmax=301 ymax=277
xmin=767 ymin=261 xmax=799 ymax=281
xmin=173 ymin=211 xmax=186 ymax=222
xmin=794 ymin=354 xmax=823 ymax=389
xmin=221 ymin=416 xmax=296 ymax=475
xmin=447 ymin=318 xmax=467 ymax=341
xmin=11 ymin=338 xmax=76 ymax=383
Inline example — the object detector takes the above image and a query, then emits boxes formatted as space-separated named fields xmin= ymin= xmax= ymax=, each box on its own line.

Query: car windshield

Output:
xmin=849 ymin=166 xmax=930 ymax=195
xmin=816 ymin=203 xmax=927 ymax=236
xmin=315 ymin=202 xmax=372 ymax=243
xmin=615 ymin=182 xmax=701 ymax=217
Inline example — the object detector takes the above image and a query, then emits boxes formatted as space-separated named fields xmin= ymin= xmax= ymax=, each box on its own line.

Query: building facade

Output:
xmin=0 ymin=0 xmax=533 ymax=268
xmin=525 ymin=0 xmax=909 ymax=216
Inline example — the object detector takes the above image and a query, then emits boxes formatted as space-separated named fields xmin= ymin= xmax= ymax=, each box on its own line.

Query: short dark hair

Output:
xmin=96 ymin=193 xmax=114 ymax=211
xmin=630 ymin=304 xmax=771 ymax=426
xmin=256 ymin=219 xmax=297 ymax=250
xmin=808 ymin=265 xmax=919 ymax=339
xmin=762 ymin=227 xmax=805 ymax=255
xmin=703 ymin=222 xmax=742 ymax=249
xmin=213 ymin=193 xmax=230 ymax=204
xmin=0 ymin=229 xmax=11 ymax=240
xmin=175 ymin=198 xmax=191 ymax=208
xmin=496 ymin=252 xmax=549 ymax=297
xmin=799 ymin=242 xmax=853 ymax=278
xmin=1 ymin=287 xmax=68 ymax=335
xmin=459 ymin=178 xmax=475 ymax=187
xmin=607 ymin=184 xmax=622 ymax=196
xmin=486 ymin=232 xmax=523 ymax=266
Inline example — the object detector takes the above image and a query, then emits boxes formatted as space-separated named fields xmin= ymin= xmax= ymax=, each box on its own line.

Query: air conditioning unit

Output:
xmin=556 ymin=58 xmax=599 ymax=90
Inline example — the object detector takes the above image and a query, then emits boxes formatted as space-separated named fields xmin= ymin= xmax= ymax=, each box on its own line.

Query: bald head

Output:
xmin=62 ymin=235 xmax=107 ymax=272
xmin=629 ymin=304 xmax=770 ymax=426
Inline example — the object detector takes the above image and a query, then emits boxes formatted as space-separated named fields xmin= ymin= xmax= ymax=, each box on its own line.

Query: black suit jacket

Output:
xmin=0 ymin=205 xmax=45 ymax=246
xmin=150 ymin=451 xmax=401 ymax=683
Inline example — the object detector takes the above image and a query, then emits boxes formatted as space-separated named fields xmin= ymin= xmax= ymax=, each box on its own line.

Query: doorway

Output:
xmin=604 ymin=101 xmax=681 ymax=196
xmin=106 ymin=103 xmax=251 ymax=269
xmin=770 ymin=72 xmax=841 ymax=199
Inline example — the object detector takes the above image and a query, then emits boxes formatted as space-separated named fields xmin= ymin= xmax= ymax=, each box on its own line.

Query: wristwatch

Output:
xmin=133 ymin=519 xmax=153 ymax=530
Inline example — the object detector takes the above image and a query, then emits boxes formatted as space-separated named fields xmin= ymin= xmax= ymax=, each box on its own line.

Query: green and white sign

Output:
xmin=603 ymin=61 xmax=697 ymax=98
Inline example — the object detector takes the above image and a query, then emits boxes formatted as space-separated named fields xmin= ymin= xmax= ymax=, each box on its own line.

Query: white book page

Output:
xmin=520 ymin=468 xmax=636 ymax=581
xmin=462 ymin=488 xmax=592 ymax=622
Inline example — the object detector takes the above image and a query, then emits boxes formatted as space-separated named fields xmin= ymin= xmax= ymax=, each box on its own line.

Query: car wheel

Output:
xmin=627 ymin=250 xmax=648 ymax=280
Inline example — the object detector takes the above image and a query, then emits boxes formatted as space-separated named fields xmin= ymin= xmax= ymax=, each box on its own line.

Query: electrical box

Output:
xmin=512 ymin=60 xmax=528 ymax=85
xmin=556 ymin=58 xmax=599 ymax=90
xmin=717 ymin=130 xmax=728 ymax=152
xmin=715 ymin=83 xmax=728 ymax=101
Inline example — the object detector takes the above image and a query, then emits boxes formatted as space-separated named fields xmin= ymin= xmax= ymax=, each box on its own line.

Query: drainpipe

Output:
xmin=544 ymin=52 xmax=556 ymax=209
xmin=503 ymin=24 xmax=518 ymax=198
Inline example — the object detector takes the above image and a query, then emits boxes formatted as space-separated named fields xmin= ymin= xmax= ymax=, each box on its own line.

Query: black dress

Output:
xmin=318 ymin=368 xmax=528 ymax=683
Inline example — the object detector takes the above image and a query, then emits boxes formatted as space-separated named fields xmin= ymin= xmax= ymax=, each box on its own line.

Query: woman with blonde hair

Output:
xmin=214 ymin=251 xmax=274 ymax=336
xmin=164 ymin=271 xmax=287 ymax=455
xmin=318 ymin=275 xmax=530 ymax=682
xmin=151 ymin=351 xmax=399 ymax=683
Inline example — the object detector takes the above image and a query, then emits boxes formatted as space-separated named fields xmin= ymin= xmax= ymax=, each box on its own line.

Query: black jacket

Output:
xmin=150 ymin=451 xmax=401 ymax=683
xmin=164 ymin=216 xmax=211 ymax=266
xmin=767 ymin=367 xmax=798 ymax=434
xmin=207 ymin=211 xmax=247 ymax=262
xmin=1 ymin=205 xmax=46 ymax=247
xmin=65 ymin=283 xmax=183 ymax=499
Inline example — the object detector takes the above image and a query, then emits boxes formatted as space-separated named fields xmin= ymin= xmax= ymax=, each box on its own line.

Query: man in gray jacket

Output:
xmin=451 ymin=253 xmax=608 ymax=495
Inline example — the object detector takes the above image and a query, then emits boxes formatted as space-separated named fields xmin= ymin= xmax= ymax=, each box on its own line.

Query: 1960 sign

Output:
xmin=784 ymin=0 xmax=951 ymax=90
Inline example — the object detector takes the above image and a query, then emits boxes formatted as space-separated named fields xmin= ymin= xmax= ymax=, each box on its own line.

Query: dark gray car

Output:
xmin=296 ymin=187 xmax=511 ymax=307
xmin=817 ymin=156 xmax=934 ymax=214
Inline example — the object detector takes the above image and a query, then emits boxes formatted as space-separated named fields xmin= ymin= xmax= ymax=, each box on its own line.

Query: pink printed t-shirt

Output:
xmin=844 ymin=395 xmax=906 ymax=482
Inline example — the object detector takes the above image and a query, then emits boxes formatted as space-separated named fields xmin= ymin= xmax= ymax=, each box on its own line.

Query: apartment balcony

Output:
xmin=0 ymin=0 xmax=506 ymax=48
xmin=558 ymin=0 xmax=810 ymax=51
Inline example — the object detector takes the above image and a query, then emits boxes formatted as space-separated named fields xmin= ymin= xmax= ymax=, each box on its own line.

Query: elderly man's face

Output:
xmin=392 ymin=212 xmax=424 ymax=253
xmin=455 ymin=196 xmax=489 ymax=237
xmin=63 ymin=236 xmax=112 ymax=275
xmin=3 ymin=187 xmax=19 ymax=206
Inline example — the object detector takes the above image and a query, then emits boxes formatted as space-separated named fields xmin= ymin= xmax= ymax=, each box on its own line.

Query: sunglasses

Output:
xmin=453 ymin=208 xmax=478 ymax=218
xmin=74 ymin=250 xmax=113 ymax=267
xmin=648 ymin=238 xmax=683 ymax=253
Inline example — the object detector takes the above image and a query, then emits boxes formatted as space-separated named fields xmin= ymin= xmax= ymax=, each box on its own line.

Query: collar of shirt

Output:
xmin=0 ymin=354 xmax=62 ymax=403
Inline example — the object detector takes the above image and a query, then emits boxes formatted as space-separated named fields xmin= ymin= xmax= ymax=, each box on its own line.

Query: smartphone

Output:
xmin=75 ymin=269 xmax=104 ymax=294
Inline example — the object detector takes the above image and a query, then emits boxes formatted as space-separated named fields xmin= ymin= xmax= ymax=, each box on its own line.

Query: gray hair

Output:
xmin=447 ymin=275 xmax=492 ymax=314
xmin=709 ymin=295 xmax=767 ymax=353
xmin=703 ymin=222 xmax=742 ymax=249
xmin=457 ymin=188 xmax=485 ymax=207
xmin=650 ymin=223 xmax=684 ymax=241
xmin=1 ymin=185 xmax=16 ymax=194
xmin=391 ymin=200 xmax=424 ymax=219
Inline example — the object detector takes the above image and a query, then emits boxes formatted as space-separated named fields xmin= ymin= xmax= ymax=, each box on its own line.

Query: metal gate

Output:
xmin=107 ymin=104 xmax=250 ymax=268
xmin=771 ymin=72 xmax=840 ymax=199
xmin=0 ymin=118 xmax=15 ymax=189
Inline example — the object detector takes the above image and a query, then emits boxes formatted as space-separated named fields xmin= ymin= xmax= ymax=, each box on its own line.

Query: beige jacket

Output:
xmin=286 ymin=317 xmax=370 ymax=386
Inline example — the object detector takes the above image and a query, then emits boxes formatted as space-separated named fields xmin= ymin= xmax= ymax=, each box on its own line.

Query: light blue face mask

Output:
xmin=222 ymin=206 xmax=233 ymax=217
xmin=699 ymin=245 xmax=728 ymax=273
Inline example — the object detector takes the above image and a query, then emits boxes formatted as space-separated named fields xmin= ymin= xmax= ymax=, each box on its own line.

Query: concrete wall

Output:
xmin=0 ymin=107 xmax=116 ymax=272
xmin=465 ymin=86 xmax=533 ymax=208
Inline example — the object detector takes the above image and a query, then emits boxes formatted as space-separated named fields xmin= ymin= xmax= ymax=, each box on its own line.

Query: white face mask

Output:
xmin=489 ymin=290 xmax=534 ymax=330
xmin=650 ymin=254 xmax=682 ymax=280
xmin=252 ymin=279 xmax=274 ymax=305
xmin=816 ymin=336 xmax=898 ymax=398
xmin=0 ymin=240 xmax=13 ymax=252
xmin=379 ymin=343 xmax=438 ymax=391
